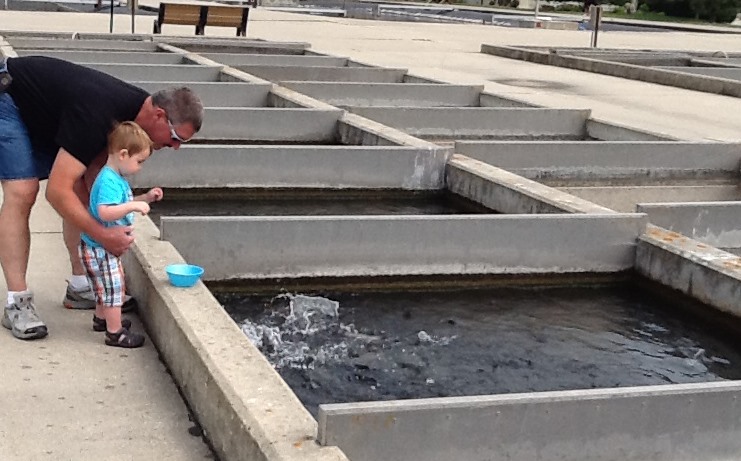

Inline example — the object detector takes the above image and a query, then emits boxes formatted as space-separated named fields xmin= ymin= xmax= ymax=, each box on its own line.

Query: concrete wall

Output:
xmin=636 ymin=224 xmax=741 ymax=317
xmin=234 ymin=64 xmax=407 ymax=83
xmin=4 ymin=37 xmax=158 ymax=51
xmin=585 ymin=119 xmax=678 ymax=141
xmin=347 ymin=107 xmax=591 ymax=140
xmin=479 ymin=92 xmax=536 ymax=108
xmin=14 ymin=49 xmax=185 ymax=64
xmin=636 ymin=202 xmax=741 ymax=248
xmin=197 ymin=108 xmax=341 ymax=142
xmin=199 ymin=52 xmax=348 ymax=67
xmin=124 ymin=218 xmax=351 ymax=461
xmin=159 ymin=213 xmax=646 ymax=280
xmin=129 ymin=145 xmax=449 ymax=189
xmin=133 ymin=81 xmax=271 ymax=107
xmin=446 ymin=155 xmax=616 ymax=214
xmin=280 ymin=82 xmax=483 ymax=107
xmin=318 ymin=381 xmax=741 ymax=461
xmin=84 ymin=62 xmax=223 ymax=81
xmin=658 ymin=66 xmax=741 ymax=81
xmin=453 ymin=141 xmax=741 ymax=183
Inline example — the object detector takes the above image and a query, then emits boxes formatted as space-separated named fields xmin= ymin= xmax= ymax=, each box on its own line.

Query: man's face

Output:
xmin=149 ymin=111 xmax=196 ymax=150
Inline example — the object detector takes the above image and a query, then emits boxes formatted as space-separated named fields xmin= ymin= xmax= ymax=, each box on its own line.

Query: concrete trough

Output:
xmin=636 ymin=202 xmax=741 ymax=251
xmin=234 ymin=64 xmax=407 ymax=83
xmin=13 ymin=49 xmax=186 ymax=64
xmin=196 ymin=108 xmax=342 ymax=143
xmin=453 ymin=141 xmax=741 ymax=183
xmin=318 ymin=381 xmax=741 ymax=461
xmin=83 ymin=63 xmax=223 ymax=82
xmin=132 ymin=81 xmax=271 ymax=107
xmin=159 ymin=213 xmax=646 ymax=280
xmin=346 ymin=107 xmax=591 ymax=140
xmin=199 ymin=52 xmax=349 ymax=67
xmin=280 ymin=82 xmax=483 ymax=107
xmin=130 ymin=145 xmax=448 ymax=189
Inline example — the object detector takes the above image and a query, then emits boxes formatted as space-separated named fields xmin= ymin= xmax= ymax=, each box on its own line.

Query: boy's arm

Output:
xmin=98 ymin=202 xmax=148 ymax=221
xmin=134 ymin=187 xmax=164 ymax=203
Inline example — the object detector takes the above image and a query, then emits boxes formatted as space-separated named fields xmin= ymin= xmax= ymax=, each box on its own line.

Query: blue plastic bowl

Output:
xmin=165 ymin=264 xmax=204 ymax=288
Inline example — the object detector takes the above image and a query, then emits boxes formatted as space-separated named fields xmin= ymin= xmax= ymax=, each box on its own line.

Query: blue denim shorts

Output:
xmin=0 ymin=92 xmax=56 ymax=180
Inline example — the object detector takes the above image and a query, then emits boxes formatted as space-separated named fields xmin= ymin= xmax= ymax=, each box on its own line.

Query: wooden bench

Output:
xmin=152 ymin=2 xmax=255 ymax=37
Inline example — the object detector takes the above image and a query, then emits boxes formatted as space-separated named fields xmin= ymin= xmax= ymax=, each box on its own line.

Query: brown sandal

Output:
xmin=105 ymin=328 xmax=145 ymax=348
xmin=93 ymin=316 xmax=131 ymax=332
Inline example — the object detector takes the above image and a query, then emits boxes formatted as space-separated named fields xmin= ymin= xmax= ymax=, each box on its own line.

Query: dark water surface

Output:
xmin=217 ymin=283 xmax=741 ymax=416
xmin=148 ymin=190 xmax=493 ymax=226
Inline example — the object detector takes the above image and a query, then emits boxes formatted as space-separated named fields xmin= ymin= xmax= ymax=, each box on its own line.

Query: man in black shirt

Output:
xmin=0 ymin=56 xmax=203 ymax=340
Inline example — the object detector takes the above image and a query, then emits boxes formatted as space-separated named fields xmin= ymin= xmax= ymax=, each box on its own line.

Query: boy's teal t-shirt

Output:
xmin=81 ymin=165 xmax=134 ymax=248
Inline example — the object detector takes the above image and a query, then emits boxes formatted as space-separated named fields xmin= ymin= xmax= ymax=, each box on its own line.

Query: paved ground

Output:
xmin=0 ymin=5 xmax=740 ymax=460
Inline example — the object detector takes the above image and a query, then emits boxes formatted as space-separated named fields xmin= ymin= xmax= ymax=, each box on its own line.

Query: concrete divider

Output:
xmin=280 ymin=82 xmax=482 ymax=107
xmin=14 ymin=49 xmax=185 ymax=64
xmin=159 ymin=213 xmax=646 ymax=280
xmin=479 ymin=92 xmax=536 ymax=108
xmin=636 ymin=202 xmax=741 ymax=249
xmin=84 ymin=62 xmax=223 ymax=81
xmin=129 ymin=145 xmax=448 ymax=189
xmin=585 ymin=119 xmax=678 ymax=141
xmin=337 ymin=112 xmax=446 ymax=148
xmin=199 ymin=52 xmax=348 ymax=67
xmin=481 ymin=44 xmax=741 ymax=98
xmin=234 ymin=65 xmax=407 ymax=83
xmin=132 ymin=81 xmax=271 ymax=107
xmin=347 ymin=107 xmax=591 ymax=140
xmin=157 ymin=37 xmax=310 ymax=55
xmin=446 ymin=154 xmax=616 ymax=214
xmin=197 ymin=108 xmax=342 ymax=142
xmin=561 ymin=185 xmax=741 ymax=213
xmin=636 ymin=224 xmax=741 ymax=317
xmin=318 ymin=381 xmax=741 ymax=461
xmin=4 ymin=37 xmax=158 ymax=51
xmin=124 ymin=218 xmax=351 ymax=461
xmin=453 ymin=141 xmax=741 ymax=182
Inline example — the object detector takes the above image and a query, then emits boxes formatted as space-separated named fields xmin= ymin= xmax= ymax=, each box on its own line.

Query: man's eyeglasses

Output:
xmin=167 ymin=117 xmax=190 ymax=143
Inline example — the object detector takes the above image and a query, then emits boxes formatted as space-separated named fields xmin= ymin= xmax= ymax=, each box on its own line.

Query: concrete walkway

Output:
xmin=0 ymin=6 xmax=740 ymax=460
xmin=0 ymin=185 xmax=213 ymax=460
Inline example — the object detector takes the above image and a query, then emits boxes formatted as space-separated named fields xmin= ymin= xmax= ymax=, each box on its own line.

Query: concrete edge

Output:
xmin=636 ymin=224 xmax=741 ymax=316
xmin=586 ymin=118 xmax=680 ymax=141
xmin=124 ymin=217 xmax=351 ymax=461
xmin=446 ymin=154 xmax=617 ymax=214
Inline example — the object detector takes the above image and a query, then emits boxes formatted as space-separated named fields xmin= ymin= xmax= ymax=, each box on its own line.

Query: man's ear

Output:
xmin=154 ymin=106 xmax=167 ymax=120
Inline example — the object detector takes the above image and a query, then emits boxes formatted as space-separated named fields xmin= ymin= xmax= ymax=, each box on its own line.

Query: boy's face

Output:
xmin=118 ymin=149 xmax=152 ymax=176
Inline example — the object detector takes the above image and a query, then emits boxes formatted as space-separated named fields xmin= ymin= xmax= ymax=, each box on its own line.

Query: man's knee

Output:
xmin=1 ymin=180 xmax=41 ymax=211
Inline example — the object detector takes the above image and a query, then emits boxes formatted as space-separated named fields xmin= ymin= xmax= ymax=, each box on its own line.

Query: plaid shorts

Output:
xmin=79 ymin=240 xmax=126 ymax=308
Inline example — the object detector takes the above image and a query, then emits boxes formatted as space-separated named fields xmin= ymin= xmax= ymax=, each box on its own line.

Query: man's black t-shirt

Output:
xmin=7 ymin=56 xmax=149 ymax=167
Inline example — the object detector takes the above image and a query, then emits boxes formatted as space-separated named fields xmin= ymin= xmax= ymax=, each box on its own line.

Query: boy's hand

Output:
xmin=146 ymin=187 xmax=164 ymax=203
xmin=132 ymin=202 xmax=151 ymax=215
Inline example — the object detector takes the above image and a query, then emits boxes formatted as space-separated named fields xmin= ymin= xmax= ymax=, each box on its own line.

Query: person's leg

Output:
xmin=0 ymin=179 xmax=39 ymax=292
xmin=95 ymin=250 xmax=144 ymax=348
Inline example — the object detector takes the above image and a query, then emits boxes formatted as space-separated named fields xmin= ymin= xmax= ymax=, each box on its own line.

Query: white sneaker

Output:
xmin=62 ymin=283 xmax=137 ymax=312
xmin=2 ymin=291 xmax=48 ymax=340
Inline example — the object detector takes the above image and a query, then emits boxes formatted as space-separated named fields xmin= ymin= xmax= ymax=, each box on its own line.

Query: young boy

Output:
xmin=80 ymin=121 xmax=163 ymax=348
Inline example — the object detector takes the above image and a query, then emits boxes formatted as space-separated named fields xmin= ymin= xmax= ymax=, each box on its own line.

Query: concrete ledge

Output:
xmin=124 ymin=218 xmax=350 ymax=461
xmin=234 ymin=64 xmax=407 ymax=83
xmin=636 ymin=202 xmax=741 ymax=248
xmin=3 ymin=37 xmax=158 ymax=51
xmin=636 ymin=224 xmax=741 ymax=317
xmin=160 ymin=213 xmax=646 ymax=280
xmin=480 ymin=45 xmax=741 ymax=98
xmin=14 ymin=49 xmax=186 ymax=64
xmin=446 ymin=154 xmax=616 ymax=214
xmin=197 ymin=108 xmax=342 ymax=142
xmin=280 ymin=82 xmax=483 ymax=107
xmin=347 ymin=107 xmax=591 ymax=140
xmin=337 ymin=112 xmax=444 ymax=148
xmin=133 ymin=81 xmax=271 ymax=107
xmin=318 ymin=381 xmax=741 ymax=461
xmin=585 ymin=119 xmax=678 ymax=141
xmin=199 ymin=52 xmax=348 ymax=67
xmin=479 ymin=91 xmax=536 ymax=108
xmin=453 ymin=141 xmax=741 ymax=183
xmin=561 ymin=185 xmax=741 ymax=213
xmin=129 ymin=145 xmax=448 ymax=189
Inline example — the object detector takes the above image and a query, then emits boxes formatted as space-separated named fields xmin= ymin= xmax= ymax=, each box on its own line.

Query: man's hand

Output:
xmin=98 ymin=226 xmax=134 ymax=257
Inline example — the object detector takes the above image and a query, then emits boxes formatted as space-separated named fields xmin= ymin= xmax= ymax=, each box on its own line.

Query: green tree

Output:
xmin=640 ymin=0 xmax=740 ymax=22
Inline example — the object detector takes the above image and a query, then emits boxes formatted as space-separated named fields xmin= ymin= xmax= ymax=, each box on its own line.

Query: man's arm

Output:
xmin=46 ymin=148 xmax=134 ymax=256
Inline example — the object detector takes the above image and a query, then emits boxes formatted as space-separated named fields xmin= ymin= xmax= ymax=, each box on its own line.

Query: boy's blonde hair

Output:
xmin=108 ymin=121 xmax=153 ymax=156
